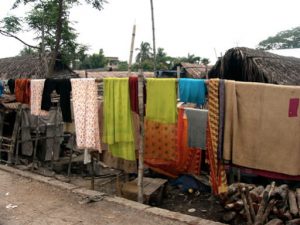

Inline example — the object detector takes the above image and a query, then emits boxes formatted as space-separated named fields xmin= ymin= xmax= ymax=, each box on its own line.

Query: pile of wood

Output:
xmin=220 ymin=182 xmax=300 ymax=225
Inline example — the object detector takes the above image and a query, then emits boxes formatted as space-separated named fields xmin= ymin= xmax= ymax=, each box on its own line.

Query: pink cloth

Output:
xmin=30 ymin=79 xmax=49 ymax=116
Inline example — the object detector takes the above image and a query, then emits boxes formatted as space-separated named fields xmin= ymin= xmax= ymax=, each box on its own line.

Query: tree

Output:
xmin=201 ymin=58 xmax=210 ymax=66
xmin=135 ymin=42 xmax=153 ymax=66
xmin=118 ymin=61 xmax=129 ymax=71
xmin=156 ymin=48 xmax=171 ymax=70
xmin=257 ymin=26 xmax=300 ymax=50
xmin=19 ymin=46 xmax=37 ymax=56
xmin=79 ymin=49 xmax=107 ymax=69
xmin=0 ymin=0 xmax=106 ymax=76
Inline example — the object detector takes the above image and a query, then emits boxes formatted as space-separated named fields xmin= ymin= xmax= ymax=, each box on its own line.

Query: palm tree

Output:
xmin=135 ymin=42 xmax=153 ymax=65
xmin=186 ymin=53 xmax=201 ymax=64
xmin=201 ymin=58 xmax=210 ymax=66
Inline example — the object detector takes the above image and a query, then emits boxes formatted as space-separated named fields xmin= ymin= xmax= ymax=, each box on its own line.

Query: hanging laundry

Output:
xmin=185 ymin=108 xmax=208 ymax=150
xmin=223 ymin=81 xmax=300 ymax=176
xmin=146 ymin=78 xmax=177 ymax=123
xmin=30 ymin=79 xmax=48 ymax=116
xmin=179 ymin=78 xmax=206 ymax=105
xmin=129 ymin=76 xmax=139 ymax=114
xmin=206 ymin=78 xmax=227 ymax=195
xmin=41 ymin=79 xmax=72 ymax=123
xmin=103 ymin=78 xmax=135 ymax=161
xmin=218 ymin=79 xmax=225 ymax=160
xmin=7 ymin=79 xmax=15 ymax=94
xmin=98 ymin=100 xmax=137 ymax=173
xmin=15 ymin=79 xmax=31 ymax=104
xmin=176 ymin=107 xmax=202 ymax=176
xmin=0 ymin=81 xmax=4 ymax=96
xmin=71 ymin=78 xmax=101 ymax=152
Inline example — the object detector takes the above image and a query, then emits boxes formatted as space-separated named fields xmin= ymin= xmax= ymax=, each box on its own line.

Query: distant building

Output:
xmin=106 ymin=57 xmax=119 ymax=71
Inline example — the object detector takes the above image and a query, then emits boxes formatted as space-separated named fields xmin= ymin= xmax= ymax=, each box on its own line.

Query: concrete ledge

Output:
xmin=0 ymin=164 xmax=226 ymax=225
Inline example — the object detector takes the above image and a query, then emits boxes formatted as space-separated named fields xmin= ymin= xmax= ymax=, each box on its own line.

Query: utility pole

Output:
xmin=150 ymin=0 xmax=156 ymax=75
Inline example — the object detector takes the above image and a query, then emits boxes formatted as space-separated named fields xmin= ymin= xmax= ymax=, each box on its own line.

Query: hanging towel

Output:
xmin=0 ymin=81 xmax=4 ymax=96
xmin=206 ymin=79 xmax=227 ymax=195
xmin=129 ymin=76 xmax=139 ymax=114
xmin=30 ymin=79 xmax=49 ymax=116
xmin=7 ymin=79 xmax=15 ymax=94
xmin=218 ymin=79 xmax=225 ymax=159
xmin=15 ymin=79 xmax=31 ymax=104
xmin=71 ymin=78 xmax=101 ymax=152
xmin=146 ymin=78 xmax=177 ymax=123
xmin=179 ymin=78 xmax=206 ymax=105
xmin=185 ymin=108 xmax=208 ymax=150
xmin=223 ymin=81 xmax=300 ymax=176
xmin=103 ymin=78 xmax=135 ymax=161
xmin=41 ymin=79 xmax=72 ymax=123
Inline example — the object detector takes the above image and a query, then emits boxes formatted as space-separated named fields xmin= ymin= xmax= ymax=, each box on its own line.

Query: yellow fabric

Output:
xmin=146 ymin=78 xmax=177 ymax=123
xmin=103 ymin=78 xmax=136 ymax=161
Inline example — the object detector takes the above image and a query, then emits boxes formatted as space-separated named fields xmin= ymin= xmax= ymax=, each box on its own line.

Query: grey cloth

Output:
xmin=30 ymin=109 xmax=63 ymax=161
xmin=21 ymin=109 xmax=33 ymax=156
xmin=185 ymin=108 xmax=208 ymax=150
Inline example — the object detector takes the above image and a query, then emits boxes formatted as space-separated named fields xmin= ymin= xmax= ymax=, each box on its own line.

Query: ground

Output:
xmin=0 ymin=169 xmax=195 ymax=225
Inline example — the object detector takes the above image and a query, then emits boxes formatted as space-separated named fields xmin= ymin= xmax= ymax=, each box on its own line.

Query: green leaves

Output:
xmin=1 ymin=16 xmax=22 ymax=33
xmin=258 ymin=26 xmax=300 ymax=50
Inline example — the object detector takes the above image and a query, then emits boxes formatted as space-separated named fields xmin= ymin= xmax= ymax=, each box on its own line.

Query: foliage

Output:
xmin=258 ymin=26 xmax=300 ymax=50
xmin=118 ymin=61 xmax=129 ymax=71
xmin=135 ymin=42 xmax=153 ymax=65
xmin=201 ymin=58 xmax=210 ymax=66
xmin=19 ymin=47 xmax=37 ymax=56
xmin=0 ymin=0 xmax=106 ymax=74
xmin=76 ymin=49 xmax=107 ymax=69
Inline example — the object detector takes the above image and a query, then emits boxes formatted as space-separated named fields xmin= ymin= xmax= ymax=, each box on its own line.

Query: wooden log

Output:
xmin=286 ymin=218 xmax=300 ymax=225
xmin=222 ymin=211 xmax=237 ymax=222
xmin=239 ymin=186 xmax=253 ymax=225
xmin=296 ymin=189 xmax=300 ymax=215
xmin=254 ymin=182 xmax=276 ymax=225
xmin=289 ymin=190 xmax=299 ymax=217
xmin=265 ymin=219 xmax=284 ymax=225
xmin=250 ymin=186 xmax=264 ymax=202
xmin=225 ymin=200 xmax=244 ymax=211
xmin=245 ymin=186 xmax=256 ymax=223
xmin=261 ymin=199 xmax=277 ymax=224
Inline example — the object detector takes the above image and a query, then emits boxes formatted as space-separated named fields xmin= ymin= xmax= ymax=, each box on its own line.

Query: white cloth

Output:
xmin=71 ymin=78 xmax=101 ymax=152
xmin=30 ymin=79 xmax=48 ymax=116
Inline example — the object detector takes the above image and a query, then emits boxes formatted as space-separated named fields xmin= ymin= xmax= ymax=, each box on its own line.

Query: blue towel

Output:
xmin=179 ymin=78 xmax=206 ymax=105
xmin=0 ymin=81 xmax=4 ymax=96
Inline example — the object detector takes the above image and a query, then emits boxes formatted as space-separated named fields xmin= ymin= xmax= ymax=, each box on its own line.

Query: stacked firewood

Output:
xmin=220 ymin=182 xmax=300 ymax=225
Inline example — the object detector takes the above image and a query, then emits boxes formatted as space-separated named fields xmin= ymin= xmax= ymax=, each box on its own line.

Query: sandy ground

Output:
xmin=0 ymin=169 xmax=186 ymax=225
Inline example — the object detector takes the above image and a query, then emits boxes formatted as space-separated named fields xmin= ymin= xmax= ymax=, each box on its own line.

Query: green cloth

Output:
xmin=146 ymin=78 xmax=177 ymax=123
xmin=103 ymin=78 xmax=136 ymax=161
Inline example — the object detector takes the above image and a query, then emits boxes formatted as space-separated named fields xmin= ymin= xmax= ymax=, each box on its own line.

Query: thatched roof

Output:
xmin=0 ymin=54 xmax=78 ymax=79
xmin=209 ymin=47 xmax=300 ymax=85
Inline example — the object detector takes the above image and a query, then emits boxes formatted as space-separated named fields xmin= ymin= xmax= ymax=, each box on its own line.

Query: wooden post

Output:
xmin=128 ymin=23 xmax=136 ymax=76
xmin=137 ymin=69 xmax=145 ymax=203
xmin=150 ymin=0 xmax=156 ymax=75
xmin=177 ymin=66 xmax=180 ymax=98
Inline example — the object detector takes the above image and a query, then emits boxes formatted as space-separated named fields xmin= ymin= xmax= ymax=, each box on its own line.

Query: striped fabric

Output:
xmin=207 ymin=79 xmax=228 ymax=195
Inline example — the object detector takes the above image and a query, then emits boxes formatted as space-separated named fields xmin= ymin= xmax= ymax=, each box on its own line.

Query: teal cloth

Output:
xmin=103 ymin=78 xmax=136 ymax=161
xmin=179 ymin=78 xmax=206 ymax=105
xmin=146 ymin=78 xmax=177 ymax=124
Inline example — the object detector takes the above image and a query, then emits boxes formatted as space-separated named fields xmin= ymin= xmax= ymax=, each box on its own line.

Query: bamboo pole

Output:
xmin=137 ymin=69 xmax=145 ymax=203
xmin=177 ymin=66 xmax=180 ymax=98
xmin=128 ymin=23 xmax=136 ymax=76
xmin=150 ymin=0 xmax=156 ymax=75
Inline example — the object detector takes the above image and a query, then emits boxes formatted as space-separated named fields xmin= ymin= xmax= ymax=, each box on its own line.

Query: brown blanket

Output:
xmin=223 ymin=81 xmax=300 ymax=176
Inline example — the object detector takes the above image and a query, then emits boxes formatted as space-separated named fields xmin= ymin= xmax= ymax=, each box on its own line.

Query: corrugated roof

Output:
xmin=180 ymin=62 xmax=209 ymax=78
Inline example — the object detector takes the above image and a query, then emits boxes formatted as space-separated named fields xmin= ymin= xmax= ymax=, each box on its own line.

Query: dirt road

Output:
xmin=0 ymin=169 xmax=189 ymax=225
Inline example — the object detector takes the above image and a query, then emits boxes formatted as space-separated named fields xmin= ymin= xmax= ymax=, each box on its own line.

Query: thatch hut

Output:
xmin=209 ymin=47 xmax=300 ymax=85
xmin=0 ymin=54 xmax=78 ymax=79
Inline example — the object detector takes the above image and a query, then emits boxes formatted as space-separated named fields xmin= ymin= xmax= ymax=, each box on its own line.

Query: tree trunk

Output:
xmin=48 ymin=0 xmax=64 ymax=77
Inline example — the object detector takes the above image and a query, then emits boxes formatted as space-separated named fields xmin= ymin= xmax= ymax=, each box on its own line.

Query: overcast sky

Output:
xmin=0 ymin=0 xmax=299 ymax=64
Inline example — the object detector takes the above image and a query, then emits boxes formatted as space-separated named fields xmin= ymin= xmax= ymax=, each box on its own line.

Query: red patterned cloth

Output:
xmin=144 ymin=107 xmax=202 ymax=178
xmin=15 ymin=79 xmax=31 ymax=104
